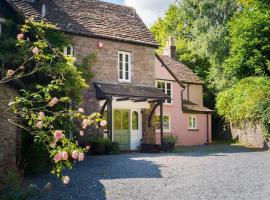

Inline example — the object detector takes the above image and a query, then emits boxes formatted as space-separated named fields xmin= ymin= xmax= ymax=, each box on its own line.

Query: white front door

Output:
xmin=130 ymin=109 xmax=142 ymax=150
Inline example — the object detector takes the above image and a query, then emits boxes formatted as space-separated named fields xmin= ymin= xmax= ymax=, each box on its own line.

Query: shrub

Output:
xmin=0 ymin=163 xmax=38 ymax=200
xmin=216 ymin=77 xmax=270 ymax=137
xmin=163 ymin=135 xmax=178 ymax=144
xmin=89 ymin=137 xmax=120 ymax=154
xmin=106 ymin=142 xmax=120 ymax=154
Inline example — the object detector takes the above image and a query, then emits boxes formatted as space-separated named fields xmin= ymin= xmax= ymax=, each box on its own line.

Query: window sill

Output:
xmin=188 ymin=128 xmax=199 ymax=131
xmin=118 ymin=80 xmax=131 ymax=83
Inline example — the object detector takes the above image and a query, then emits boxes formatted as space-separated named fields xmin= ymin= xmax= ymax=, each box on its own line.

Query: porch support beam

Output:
xmin=160 ymin=101 xmax=164 ymax=147
xmin=133 ymin=98 xmax=147 ymax=102
xmin=116 ymin=97 xmax=130 ymax=101
xmin=100 ymin=99 xmax=109 ymax=116
xmin=148 ymin=100 xmax=160 ymax=104
xmin=107 ymin=96 xmax=113 ymax=141
xmin=148 ymin=102 xmax=161 ymax=128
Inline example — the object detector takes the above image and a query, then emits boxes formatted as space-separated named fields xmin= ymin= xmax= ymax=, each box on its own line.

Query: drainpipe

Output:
xmin=206 ymin=114 xmax=209 ymax=144
xmin=187 ymin=84 xmax=190 ymax=101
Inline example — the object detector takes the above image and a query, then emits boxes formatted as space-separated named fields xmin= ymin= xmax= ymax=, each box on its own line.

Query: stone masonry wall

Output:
xmin=71 ymin=35 xmax=156 ymax=141
xmin=72 ymin=35 xmax=156 ymax=112
xmin=231 ymin=122 xmax=270 ymax=149
xmin=0 ymin=84 xmax=18 ymax=177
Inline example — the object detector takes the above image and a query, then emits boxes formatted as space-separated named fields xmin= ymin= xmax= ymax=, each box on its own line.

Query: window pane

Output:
xmin=119 ymin=53 xmax=123 ymax=62
xmin=125 ymin=71 xmax=129 ymax=80
xmin=119 ymin=53 xmax=123 ymax=79
xmin=167 ymin=83 xmax=171 ymax=90
xmin=125 ymin=54 xmax=129 ymax=62
xmin=67 ymin=46 xmax=71 ymax=55
xmin=125 ymin=54 xmax=129 ymax=80
xmin=122 ymin=110 xmax=129 ymax=130
xmin=132 ymin=111 xmax=139 ymax=130
xmin=114 ymin=110 xmax=121 ymax=130
xmin=155 ymin=115 xmax=169 ymax=130
xmin=163 ymin=116 xmax=170 ymax=130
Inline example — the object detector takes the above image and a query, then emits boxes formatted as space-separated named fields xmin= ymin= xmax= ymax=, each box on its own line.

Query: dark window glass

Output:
xmin=114 ymin=110 xmax=121 ymax=130
xmin=122 ymin=110 xmax=129 ymax=130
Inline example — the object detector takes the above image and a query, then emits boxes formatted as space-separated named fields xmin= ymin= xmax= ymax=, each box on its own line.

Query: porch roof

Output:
xmin=95 ymin=82 xmax=169 ymax=101
xmin=182 ymin=100 xmax=213 ymax=114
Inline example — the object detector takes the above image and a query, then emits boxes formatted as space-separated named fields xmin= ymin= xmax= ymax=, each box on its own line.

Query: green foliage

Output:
xmin=0 ymin=163 xmax=38 ymax=200
xmin=0 ymin=19 xmax=95 ymax=103
xmin=22 ymin=133 xmax=51 ymax=175
xmin=0 ymin=19 xmax=106 ymax=183
xmin=163 ymin=135 xmax=178 ymax=144
xmin=151 ymin=0 xmax=237 ymax=88
xmin=89 ymin=137 xmax=120 ymax=154
xmin=222 ymin=2 xmax=270 ymax=88
xmin=216 ymin=77 xmax=270 ymax=136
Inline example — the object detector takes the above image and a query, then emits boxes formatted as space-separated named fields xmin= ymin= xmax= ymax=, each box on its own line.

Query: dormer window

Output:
xmin=41 ymin=4 xmax=46 ymax=18
xmin=118 ymin=51 xmax=131 ymax=82
xmin=0 ymin=18 xmax=6 ymax=36
xmin=63 ymin=45 xmax=74 ymax=56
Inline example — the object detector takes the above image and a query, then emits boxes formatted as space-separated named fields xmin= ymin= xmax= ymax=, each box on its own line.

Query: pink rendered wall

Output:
xmin=155 ymin=57 xmax=211 ymax=146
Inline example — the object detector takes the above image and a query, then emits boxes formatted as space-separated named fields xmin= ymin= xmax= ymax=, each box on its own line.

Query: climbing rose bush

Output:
xmin=8 ymin=79 xmax=105 ymax=183
xmin=0 ymin=19 xmax=105 ymax=183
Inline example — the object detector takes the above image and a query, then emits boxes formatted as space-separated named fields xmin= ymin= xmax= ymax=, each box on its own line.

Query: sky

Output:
xmin=102 ymin=0 xmax=175 ymax=27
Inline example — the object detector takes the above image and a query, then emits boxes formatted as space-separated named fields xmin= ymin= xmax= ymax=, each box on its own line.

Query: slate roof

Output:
xmin=182 ymin=100 xmax=213 ymax=113
xmin=158 ymin=55 xmax=203 ymax=85
xmin=95 ymin=82 xmax=170 ymax=100
xmin=6 ymin=0 xmax=158 ymax=47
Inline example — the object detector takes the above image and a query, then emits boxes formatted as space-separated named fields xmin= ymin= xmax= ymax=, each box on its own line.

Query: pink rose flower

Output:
xmin=6 ymin=70 xmax=15 ymax=77
xmin=54 ymin=130 xmax=64 ymax=141
xmin=78 ymin=108 xmax=84 ymax=113
xmin=48 ymin=97 xmax=59 ymax=107
xmin=32 ymin=47 xmax=39 ymax=55
xmin=61 ymin=151 xmax=68 ymax=160
xmin=82 ymin=119 xmax=89 ymax=129
xmin=36 ymin=121 xmax=43 ymax=129
xmin=62 ymin=176 xmax=70 ymax=184
xmin=71 ymin=150 xmax=79 ymax=160
xmin=17 ymin=33 xmax=24 ymax=40
xmin=79 ymin=130 xmax=84 ymax=136
xmin=78 ymin=152 xmax=84 ymax=162
xmin=38 ymin=112 xmax=45 ymax=120
xmin=100 ymin=120 xmax=107 ymax=127
xmin=54 ymin=153 xmax=62 ymax=162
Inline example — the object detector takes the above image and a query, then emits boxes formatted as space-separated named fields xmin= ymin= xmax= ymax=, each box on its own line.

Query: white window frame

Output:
xmin=188 ymin=115 xmax=197 ymax=130
xmin=156 ymin=80 xmax=173 ymax=104
xmin=0 ymin=18 xmax=6 ymax=36
xmin=155 ymin=115 xmax=171 ymax=132
xmin=118 ymin=51 xmax=131 ymax=82
xmin=63 ymin=45 xmax=74 ymax=56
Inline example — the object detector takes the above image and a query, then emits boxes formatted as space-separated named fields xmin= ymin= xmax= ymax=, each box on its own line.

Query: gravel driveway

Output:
xmin=28 ymin=144 xmax=270 ymax=200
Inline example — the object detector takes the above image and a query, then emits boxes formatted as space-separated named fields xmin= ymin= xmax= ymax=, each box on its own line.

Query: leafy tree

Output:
xmin=151 ymin=0 xmax=238 ymax=87
xmin=221 ymin=1 xmax=270 ymax=88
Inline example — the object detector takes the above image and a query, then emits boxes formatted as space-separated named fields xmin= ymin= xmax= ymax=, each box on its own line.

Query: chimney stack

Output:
xmin=163 ymin=36 xmax=177 ymax=59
